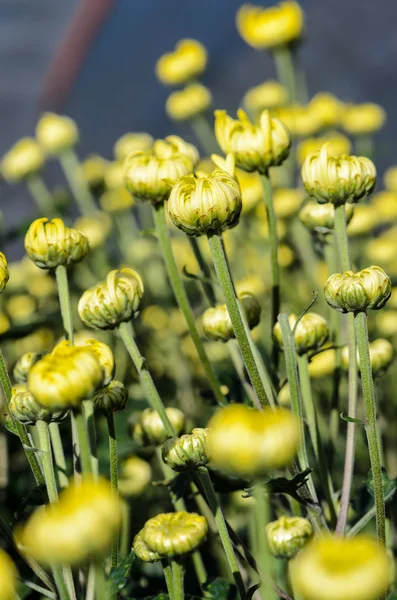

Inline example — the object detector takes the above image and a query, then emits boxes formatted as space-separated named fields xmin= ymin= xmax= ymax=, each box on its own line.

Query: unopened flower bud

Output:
xmin=277 ymin=104 xmax=321 ymax=138
xmin=243 ymin=80 xmax=288 ymax=115
xmin=273 ymin=188 xmax=304 ymax=219
xmin=166 ymin=83 xmax=212 ymax=122
xmin=13 ymin=352 xmax=45 ymax=384
xmin=78 ymin=268 xmax=144 ymax=330
xmin=133 ymin=530 xmax=161 ymax=563
xmin=341 ymin=338 xmax=394 ymax=378
xmin=301 ymin=144 xmax=376 ymax=206
xmin=140 ymin=407 xmax=186 ymax=446
xmin=113 ymin=132 xmax=154 ymax=162
xmin=308 ymin=348 xmax=336 ymax=378
xmin=123 ymin=136 xmax=198 ymax=205
xmin=119 ymin=456 xmax=152 ymax=498
xmin=0 ymin=252 xmax=9 ymax=295
xmin=202 ymin=292 xmax=261 ymax=342
xmin=156 ymin=39 xmax=207 ymax=86
xmin=81 ymin=154 xmax=108 ymax=189
xmin=36 ymin=113 xmax=79 ymax=155
xmin=0 ymin=549 xmax=18 ymax=600
xmin=79 ymin=339 xmax=115 ymax=385
xmin=74 ymin=212 xmax=112 ymax=250
xmin=266 ymin=516 xmax=313 ymax=559
xmin=24 ymin=218 xmax=90 ymax=270
xmin=342 ymin=103 xmax=386 ymax=136
xmin=273 ymin=312 xmax=329 ymax=355
xmin=299 ymin=201 xmax=354 ymax=231
xmin=309 ymin=93 xmax=344 ymax=129
xmin=324 ymin=266 xmax=391 ymax=313
xmin=215 ymin=109 xmax=291 ymax=174
xmin=347 ymin=205 xmax=379 ymax=238
xmin=100 ymin=188 xmax=134 ymax=213
xmin=142 ymin=512 xmax=208 ymax=558
xmin=296 ymin=133 xmax=352 ymax=166
xmin=1 ymin=138 xmax=45 ymax=183
xmin=10 ymin=385 xmax=65 ymax=425
xmin=162 ymin=428 xmax=210 ymax=472
xmin=93 ymin=380 xmax=128 ymax=417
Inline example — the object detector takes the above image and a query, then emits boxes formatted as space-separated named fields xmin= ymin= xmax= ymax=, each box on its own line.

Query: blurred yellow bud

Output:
xmin=324 ymin=266 xmax=391 ymax=313
xmin=371 ymin=190 xmax=397 ymax=222
xmin=266 ymin=516 xmax=313 ymax=559
xmin=366 ymin=235 xmax=397 ymax=267
xmin=133 ymin=530 xmax=161 ymax=563
xmin=6 ymin=294 xmax=37 ymax=325
xmin=13 ymin=352 xmax=45 ymax=384
xmin=299 ymin=201 xmax=354 ymax=232
xmin=79 ymin=338 xmax=115 ymax=385
xmin=10 ymin=385 xmax=65 ymax=425
xmin=25 ymin=217 xmax=90 ymax=270
xmin=93 ymin=380 xmax=128 ymax=416
xmin=290 ymin=535 xmax=391 ymax=600
xmin=74 ymin=211 xmax=112 ymax=250
xmin=273 ymin=188 xmax=304 ymax=219
xmin=278 ymin=383 xmax=290 ymax=406
xmin=36 ymin=112 xmax=79 ymax=155
xmin=235 ymin=274 xmax=268 ymax=298
xmin=12 ymin=327 xmax=54 ymax=359
xmin=104 ymin=160 xmax=125 ymax=190
xmin=342 ymin=103 xmax=386 ymax=136
xmin=156 ymin=39 xmax=207 ymax=86
xmin=138 ymin=407 xmax=186 ymax=446
xmin=236 ymin=1 xmax=304 ymax=50
xmin=383 ymin=165 xmax=397 ymax=192
xmin=347 ymin=204 xmax=378 ymax=237
xmin=273 ymin=312 xmax=329 ymax=355
xmin=208 ymin=404 xmax=300 ymax=478
xmin=341 ymin=338 xmax=394 ymax=378
xmin=0 ymin=549 xmax=18 ymax=600
xmin=81 ymin=154 xmax=108 ymax=189
xmin=309 ymin=92 xmax=344 ymax=129
xmin=166 ymin=83 xmax=212 ymax=121
xmin=0 ymin=252 xmax=9 ymax=295
xmin=202 ymin=293 xmax=261 ymax=342
xmin=141 ymin=511 xmax=208 ymax=557
xmin=243 ymin=80 xmax=288 ymax=114
xmin=1 ymin=138 xmax=45 ymax=182
xmin=278 ymin=243 xmax=294 ymax=268
xmin=276 ymin=104 xmax=321 ymax=138
xmin=113 ymin=132 xmax=154 ymax=162
xmin=162 ymin=428 xmax=210 ymax=471
xmin=141 ymin=304 xmax=170 ymax=332
xmin=376 ymin=311 xmax=397 ymax=337
xmin=215 ymin=109 xmax=290 ymax=173
xmin=100 ymin=188 xmax=134 ymax=213
xmin=78 ymin=267 xmax=144 ymax=330
xmin=307 ymin=348 xmax=336 ymax=378
xmin=296 ymin=133 xmax=352 ymax=166
xmin=301 ymin=144 xmax=376 ymax=206
xmin=119 ymin=456 xmax=152 ymax=498
xmin=236 ymin=170 xmax=263 ymax=214
xmin=17 ymin=477 xmax=121 ymax=566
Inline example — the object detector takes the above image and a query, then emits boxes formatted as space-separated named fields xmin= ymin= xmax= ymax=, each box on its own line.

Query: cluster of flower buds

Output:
xmin=324 ymin=266 xmax=391 ymax=313
xmin=162 ymin=428 xmax=210 ymax=471
xmin=266 ymin=516 xmax=313 ymax=559
xmin=130 ymin=407 xmax=186 ymax=446
xmin=202 ymin=292 xmax=261 ymax=342
xmin=273 ymin=312 xmax=329 ymax=355
xmin=341 ymin=338 xmax=394 ymax=379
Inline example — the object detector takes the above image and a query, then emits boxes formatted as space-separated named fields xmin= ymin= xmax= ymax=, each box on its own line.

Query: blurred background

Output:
xmin=0 ymin=0 xmax=396 ymax=245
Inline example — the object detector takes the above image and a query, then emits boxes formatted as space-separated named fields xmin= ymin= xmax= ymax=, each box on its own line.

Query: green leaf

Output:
xmin=203 ymin=577 xmax=237 ymax=600
xmin=108 ymin=550 xmax=136 ymax=594
xmin=340 ymin=412 xmax=365 ymax=425
xmin=4 ymin=419 xmax=19 ymax=437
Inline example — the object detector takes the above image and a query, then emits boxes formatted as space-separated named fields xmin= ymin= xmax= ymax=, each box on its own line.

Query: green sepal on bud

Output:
xmin=273 ymin=312 xmax=329 ymax=355
xmin=324 ymin=266 xmax=391 ymax=313
xmin=10 ymin=385 xmax=66 ymax=425
xmin=133 ymin=530 xmax=161 ymax=563
xmin=162 ymin=428 xmax=210 ymax=472
xmin=202 ymin=292 xmax=261 ymax=342
xmin=93 ymin=380 xmax=128 ymax=417
xmin=266 ymin=516 xmax=313 ymax=559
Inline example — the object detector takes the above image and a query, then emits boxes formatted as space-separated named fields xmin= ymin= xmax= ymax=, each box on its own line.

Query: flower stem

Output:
xmin=162 ymin=560 xmax=174 ymax=600
xmin=27 ymin=175 xmax=56 ymax=217
xmin=55 ymin=265 xmax=74 ymax=343
xmin=189 ymin=237 xmax=217 ymax=306
xmin=59 ymin=149 xmax=97 ymax=216
xmin=107 ymin=413 xmax=119 ymax=567
xmin=171 ymin=559 xmax=185 ymax=600
xmin=208 ymin=233 xmax=270 ymax=408
xmin=49 ymin=423 xmax=69 ymax=489
xmin=354 ymin=310 xmax=386 ymax=546
xmin=253 ymin=484 xmax=276 ymax=600
xmin=82 ymin=400 xmax=99 ymax=476
xmin=73 ymin=409 xmax=93 ymax=475
xmin=152 ymin=204 xmax=225 ymax=406
xmin=36 ymin=420 xmax=58 ymax=503
xmin=273 ymin=45 xmax=297 ymax=103
xmin=93 ymin=561 xmax=107 ymax=600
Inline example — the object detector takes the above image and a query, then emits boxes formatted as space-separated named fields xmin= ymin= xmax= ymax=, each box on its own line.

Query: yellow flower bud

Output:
xmin=347 ymin=204 xmax=379 ymax=237
xmin=17 ymin=477 xmax=121 ymax=566
xmin=372 ymin=190 xmax=397 ymax=222
xmin=273 ymin=188 xmax=304 ymax=219
xmin=133 ymin=530 xmax=161 ymax=563
xmin=81 ymin=154 xmax=108 ymax=189
xmin=78 ymin=338 xmax=115 ymax=385
xmin=1 ymin=138 xmax=44 ymax=182
xmin=236 ymin=170 xmax=263 ymax=214
xmin=36 ymin=112 xmax=79 ymax=155
xmin=273 ymin=312 xmax=329 ymax=355
xmin=243 ymin=80 xmax=288 ymax=115
xmin=103 ymin=160 xmax=125 ymax=190
xmin=308 ymin=348 xmax=336 ymax=378
xmin=266 ymin=516 xmax=313 ymax=559
xmin=124 ymin=136 xmax=198 ymax=205
xmin=10 ymin=385 xmax=65 ymax=425
xmin=324 ymin=266 xmax=391 ymax=313
xmin=142 ymin=512 xmax=208 ymax=558
xmin=28 ymin=340 xmax=105 ymax=410
xmin=301 ymin=144 xmax=376 ymax=206
xmin=342 ymin=103 xmax=386 ymax=136
xmin=167 ymin=154 xmax=242 ymax=236
xmin=74 ymin=211 xmax=112 ymax=250
xmin=341 ymin=338 xmax=394 ymax=378
xmin=277 ymin=104 xmax=321 ymax=138
xmin=376 ymin=310 xmax=397 ymax=337
xmin=13 ymin=352 xmax=45 ymax=384
xmin=113 ymin=132 xmax=154 ymax=162
xmin=0 ymin=252 xmax=9 ymax=295
xmin=299 ymin=201 xmax=354 ymax=232
xmin=166 ymin=83 xmax=212 ymax=121
xmin=366 ymin=235 xmax=396 ymax=267
xmin=236 ymin=1 xmax=304 ymax=50
xmin=155 ymin=39 xmax=207 ymax=86
xmin=139 ymin=407 xmax=186 ymax=446
xmin=235 ymin=274 xmax=268 ymax=298
xmin=100 ymin=188 xmax=134 ymax=214
xmin=278 ymin=244 xmax=295 ymax=268
xmin=6 ymin=294 xmax=37 ymax=325
xmin=278 ymin=383 xmax=290 ymax=406
xmin=308 ymin=93 xmax=344 ymax=129
xmin=93 ymin=380 xmax=128 ymax=416
xmin=78 ymin=267 xmax=144 ymax=330
xmin=24 ymin=218 xmax=90 ymax=270
xmin=215 ymin=109 xmax=290 ymax=174
xmin=383 ymin=165 xmax=397 ymax=192
xmin=289 ymin=535 xmax=391 ymax=600
xmin=296 ymin=133 xmax=352 ymax=166
xmin=208 ymin=405 xmax=300 ymax=478
xmin=0 ymin=549 xmax=18 ymax=600
xmin=119 ymin=456 xmax=152 ymax=498
xmin=202 ymin=293 xmax=261 ymax=342
xmin=162 ymin=428 xmax=210 ymax=471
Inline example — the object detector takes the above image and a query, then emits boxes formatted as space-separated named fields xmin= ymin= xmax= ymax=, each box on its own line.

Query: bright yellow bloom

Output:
xmin=113 ymin=132 xmax=154 ymax=162
xmin=243 ymin=80 xmax=288 ymax=114
xmin=347 ymin=204 xmax=378 ymax=237
xmin=119 ymin=456 xmax=152 ymax=497
xmin=290 ymin=535 xmax=391 ymax=600
xmin=17 ymin=477 xmax=121 ymax=566
xmin=141 ymin=512 xmax=208 ymax=557
xmin=273 ymin=312 xmax=329 ymax=355
xmin=296 ymin=133 xmax=352 ymax=166
xmin=156 ymin=39 xmax=207 ymax=86
xmin=24 ymin=217 xmax=90 ymax=269
xmin=166 ymin=83 xmax=212 ymax=121
xmin=1 ymin=138 xmax=45 ymax=182
xmin=215 ymin=109 xmax=290 ymax=173
xmin=202 ymin=293 xmax=261 ymax=342
xmin=36 ymin=112 xmax=79 ymax=155
xmin=266 ymin=516 xmax=313 ymax=559
xmin=0 ymin=549 xmax=18 ymax=600
xmin=309 ymin=92 xmax=344 ymax=129
xmin=236 ymin=1 xmax=304 ymax=50
xmin=324 ymin=266 xmax=391 ymax=313
xmin=342 ymin=103 xmax=386 ymax=136
xmin=0 ymin=252 xmax=9 ymax=294
xmin=276 ymin=104 xmax=321 ymax=137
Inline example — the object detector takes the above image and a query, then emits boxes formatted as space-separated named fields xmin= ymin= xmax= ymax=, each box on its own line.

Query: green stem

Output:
xmin=27 ymin=175 xmax=55 ymax=217
xmin=334 ymin=205 xmax=351 ymax=272
xmin=354 ymin=311 xmax=385 ymax=546
xmin=114 ymin=210 xmax=139 ymax=257
xmin=228 ymin=339 xmax=258 ymax=406
xmin=190 ymin=114 xmax=218 ymax=155
xmin=55 ymin=265 xmax=74 ymax=343
xmin=347 ymin=486 xmax=396 ymax=537
xmin=273 ymin=45 xmax=297 ymax=103
xmin=36 ymin=420 xmax=58 ymax=503
xmin=82 ymin=400 xmax=98 ymax=476
xmin=171 ymin=559 xmax=185 ymax=600
xmin=162 ymin=560 xmax=174 ymax=600
xmin=253 ymin=485 xmax=276 ymax=600
xmin=93 ymin=561 xmax=107 ymax=600
xmin=59 ymin=149 xmax=97 ymax=216
xmin=208 ymin=233 xmax=270 ymax=409
xmin=118 ymin=321 xmax=174 ymax=437
xmin=52 ymin=568 xmax=72 ymax=600
xmin=197 ymin=466 xmax=246 ymax=600
xmin=107 ymin=413 xmax=119 ymax=567
xmin=49 ymin=422 xmax=68 ymax=489
xmin=73 ymin=409 xmax=93 ymax=475
xmin=152 ymin=204 xmax=225 ymax=406
xmin=189 ymin=236 xmax=217 ymax=306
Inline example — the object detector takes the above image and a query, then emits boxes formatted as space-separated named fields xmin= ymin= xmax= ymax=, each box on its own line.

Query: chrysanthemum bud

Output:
xmin=347 ymin=205 xmax=378 ymax=237
xmin=243 ymin=80 xmax=288 ymax=115
xmin=324 ymin=266 xmax=391 ymax=313
xmin=309 ymin=93 xmax=344 ymax=130
xmin=208 ymin=405 xmax=300 ymax=479
xmin=236 ymin=1 xmax=304 ymax=50
xmin=341 ymin=338 xmax=394 ymax=379
xmin=277 ymin=104 xmax=321 ymax=138
xmin=139 ymin=407 xmax=186 ymax=446
xmin=299 ymin=201 xmax=354 ymax=232
xmin=215 ymin=109 xmax=291 ymax=174
xmin=74 ymin=212 xmax=112 ymax=250
xmin=28 ymin=340 xmax=105 ymax=410
xmin=1 ymin=138 xmax=45 ymax=183
xmin=202 ymin=293 xmax=261 ymax=342
xmin=342 ymin=103 xmax=386 ymax=136
xmin=93 ymin=380 xmax=128 ymax=417
xmin=0 ymin=549 xmax=18 ymax=600
xmin=13 ymin=352 xmax=45 ymax=384
xmin=16 ymin=477 xmax=121 ymax=566
xmin=24 ymin=218 xmax=90 ymax=270
xmin=142 ymin=512 xmax=208 ymax=558
xmin=289 ymin=535 xmax=392 ymax=600
xmin=119 ymin=456 xmax=152 ymax=498
xmin=133 ymin=530 xmax=161 ymax=563
xmin=78 ymin=268 xmax=144 ymax=330
xmin=296 ymin=133 xmax=352 ymax=166
xmin=167 ymin=154 xmax=242 ymax=236
xmin=81 ymin=154 xmax=108 ymax=190
xmin=166 ymin=83 xmax=212 ymax=122
xmin=273 ymin=188 xmax=304 ymax=219
xmin=266 ymin=516 xmax=313 ymax=559
xmin=308 ymin=348 xmax=336 ymax=378
xmin=36 ymin=113 xmax=79 ymax=155
xmin=0 ymin=252 xmax=9 ymax=295
xmin=372 ymin=190 xmax=397 ymax=223
xmin=301 ymin=144 xmax=376 ymax=206
xmin=155 ymin=39 xmax=207 ymax=86
xmin=273 ymin=312 xmax=329 ymax=355
xmin=78 ymin=339 xmax=115 ymax=385
xmin=10 ymin=385 xmax=65 ymax=425
xmin=162 ymin=428 xmax=210 ymax=471
xmin=100 ymin=188 xmax=134 ymax=213
xmin=113 ymin=132 xmax=154 ymax=162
